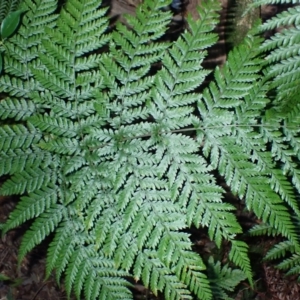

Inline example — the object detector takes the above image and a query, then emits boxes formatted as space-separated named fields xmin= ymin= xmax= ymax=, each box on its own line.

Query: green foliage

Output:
xmin=0 ymin=0 xmax=300 ymax=299
xmin=207 ymin=257 xmax=247 ymax=299
xmin=0 ymin=9 xmax=23 ymax=39
xmin=0 ymin=0 xmax=21 ymax=23
xmin=0 ymin=0 xmax=23 ymax=73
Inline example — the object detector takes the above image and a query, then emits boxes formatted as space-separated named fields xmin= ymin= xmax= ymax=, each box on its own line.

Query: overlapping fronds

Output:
xmin=1 ymin=0 xmax=300 ymax=299
xmin=197 ymin=30 xmax=299 ymax=281
xmin=207 ymin=257 xmax=247 ymax=299
xmin=0 ymin=0 xmax=58 ymax=96
xmin=0 ymin=0 xmax=21 ymax=23
xmin=260 ymin=2 xmax=300 ymax=105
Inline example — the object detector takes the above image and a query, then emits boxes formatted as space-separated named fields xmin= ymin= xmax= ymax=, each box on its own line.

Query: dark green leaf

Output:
xmin=0 ymin=52 xmax=2 ymax=74
xmin=0 ymin=273 xmax=11 ymax=281
xmin=0 ymin=10 xmax=23 ymax=39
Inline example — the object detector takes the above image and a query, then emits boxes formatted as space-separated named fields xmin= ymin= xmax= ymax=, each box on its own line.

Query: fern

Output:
xmin=207 ymin=257 xmax=247 ymax=300
xmin=0 ymin=0 xmax=21 ymax=24
xmin=1 ymin=0 xmax=300 ymax=299
xmin=247 ymin=0 xmax=300 ymax=282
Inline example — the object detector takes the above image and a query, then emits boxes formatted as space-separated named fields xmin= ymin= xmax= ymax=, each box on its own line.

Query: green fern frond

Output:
xmin=134 ymin=251 xmax=194 ymax=300
xmin=0 ymin=0 xmax=21 ymax=23
xmin=18 ymin=205 xmax=65 ymax=263
xmin=83 ymin=270 xmax=132 ymax=300
xmin=38 ymin=137 xmax=81 ymax=155
xmin=29 ymin=114 xmax=79 ymax=138
xmin=277 ymin=253 xmax=300 ymax=277
xmin=45 ymin=222 xmax=73 ymax=278
xmin=155 ymin=229 xmax=212 ymax=299
xmin=48 ymin=97 xmax=95 ymax=119
xmin=0 ymin=123 xmax=42 ymax=151
xmin=0 ymin=167 xmax=55 ymax=195
xmin=1 ymin=0 xmax=300 ymax=299
xmin=0 ymin=98 xmax=36 ymax=120
xmin=260 ymin=5 xmax=300 ymax=31
xmin=2 ymin=184 xmax=58 ymax=233
xmin=173 ymin=250 xmax=212 ymax=300
xmin=54 ymin=235 xmax=77 ymax=283
xmin=250 ymin=0 xmax=300 ymax=8
xmin=207 ymin=256 xmax=247 ymax=300
xmin=0 ymin=76 xmax=34 ymax=96
xmin=260 ymin=124 xmax=300 ymax=192
xmin=67 ymin=247 xmax=130 ymax=298
xmin=229 ymin=240 xmax=253 ymax=285
xmin=0 ymin=0 xmax=58 ymax=93
xmin=249 ymin=223 xmax=280 ymax=236
xmin=0 ymin=148 xmax=52 ymax=176
xmin=265 ymin=240 xmax=296 ymax=260
xmin=235 ymin=80 xmax=300 ymax=215
xmin=259 ymin=3 xmax=300 ymax=105
xmin=199 ymin=27 xmax=299 ymax=247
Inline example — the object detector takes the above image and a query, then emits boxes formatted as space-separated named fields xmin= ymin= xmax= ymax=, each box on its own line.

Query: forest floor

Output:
xmin=1 ymin=0 xmax=300 ymax=299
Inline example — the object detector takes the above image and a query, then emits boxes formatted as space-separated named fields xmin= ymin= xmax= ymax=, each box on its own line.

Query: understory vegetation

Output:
xmin=0 ymin=0 xmax=300 ymax=299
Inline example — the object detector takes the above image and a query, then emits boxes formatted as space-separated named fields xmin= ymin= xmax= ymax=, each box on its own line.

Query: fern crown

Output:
xmin=1 ymin=0 xmax=300 ymax=299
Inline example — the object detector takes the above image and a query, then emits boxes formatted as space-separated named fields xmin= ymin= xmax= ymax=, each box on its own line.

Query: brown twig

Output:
xmin=31 ymin=282 xmax=48 ymax=300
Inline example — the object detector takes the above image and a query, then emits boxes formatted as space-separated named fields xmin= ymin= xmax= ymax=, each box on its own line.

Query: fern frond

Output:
xmin=0 ymin=167 xmax=55 ymax=195
xmin=66 ymin=246 xmax=130 ymax=299
xmin=54 ymin=234 xmax=77 ymax=283
xmin=229 ymin=240 xmax=253 ymax=285
xmin=0 ymin=76 xmax=34 ymax=96
xmin=2 ymin=0 xmax=300 ymax=299
xmin=29 ymin=114 xmax=79 ymax=138
xmin=207 ymin=256 xmax=247 ymax=300
xmin=66 ymin=247 xmax=97 ymax=297
xmin=250 ymin=0 xmax=300 ymax=8
xmin=0 ymin=123 xmax=42 ymax=152
xmin=149 ymin=0 xmax=220 ymax=131
xmin=213 ymin=134 xmax=296 ymax=243
xmin=0 ymin=98 xmax=36 ymax=121
xmin=173 ymin=249 xmax=212 ymax=300
xmin=38 ymin=137 xmax=81 ymax=155
xmin=0 ymin=0 xmax=21 ymax=23
xmin=199 ymin=29 xmax=299 ymax=246
xmin=45 ymin=222 xmax=73 ymax=278
xmin=0 ymin=148 xmax=52 ymax=176
xmin=201 ymin=34 xmax=263 ymax=113
xmin=2 ymin=184 xmax=58 ymax=233
xmin=249 ymin=223 xmax=280 ymax=236
xmin=83 ymin=267 xmax=132 ymax=300
xmin=265 ymin=240 xmax=296 ymax=260
xmin=259 ymin=4 xmax=300 ymax=105
xmin=0 ymin=0 xmax=58 ymax=95
xmin=48 ymin=97 xmax=95 ymax=119
xmin=260 ymin=5 xmax=300 ymax=31
xmin=232 ymin=79 xmax=300 ymax=216
xmin=260 ymin=124 xmax=300 ymax=193
xmin=277 ymin=253 xmax=300 ymax=276
xmin=134 ymin=251 xmax=193 ymax=300
xmin=18 ymin=205 xmax=65 ymax=263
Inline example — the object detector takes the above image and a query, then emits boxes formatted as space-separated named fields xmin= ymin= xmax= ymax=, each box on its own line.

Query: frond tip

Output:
xmin=229 ymin=241 xmax=253 ymax=286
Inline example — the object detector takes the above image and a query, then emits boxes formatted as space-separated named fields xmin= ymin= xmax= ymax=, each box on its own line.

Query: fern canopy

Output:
xmin=1 ymin=0 xmax=300 ymax=299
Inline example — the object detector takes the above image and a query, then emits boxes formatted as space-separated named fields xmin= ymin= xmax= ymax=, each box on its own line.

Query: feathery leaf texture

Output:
xmin=1 ymin=0 xmax=300 ymax=299
xmin=207 ymin=257 xmax=247 ymax=300
xmin=0 ymin=0 xmax=21 ymax=24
